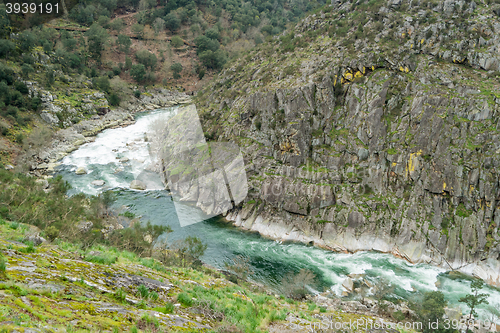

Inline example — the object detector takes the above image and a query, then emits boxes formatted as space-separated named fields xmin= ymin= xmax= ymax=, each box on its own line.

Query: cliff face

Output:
xmin=192 ymin=0 xmax=500 ymax=286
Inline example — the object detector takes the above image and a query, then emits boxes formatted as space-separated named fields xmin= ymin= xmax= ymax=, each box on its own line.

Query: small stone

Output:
xmin=75 ymin=167 xmax=87 ymax=175
xmin=119 ymin=157 xmax=130 ymax=163
xmin=5 ymin=164 xmax=14 ymax=170
xmin=130 ymin=180 xmax=146 ymax=190
xmin=91 ymin=180 xmax=105 ymax=186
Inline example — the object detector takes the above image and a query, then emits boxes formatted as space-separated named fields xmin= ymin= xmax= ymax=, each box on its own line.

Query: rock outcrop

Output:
xmin=195 ymin=0 xmax=500 ymax=287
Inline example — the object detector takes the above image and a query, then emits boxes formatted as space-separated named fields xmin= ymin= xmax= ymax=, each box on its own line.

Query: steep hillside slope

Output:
xmin=194 ymin=0 xmax=500 ymax=286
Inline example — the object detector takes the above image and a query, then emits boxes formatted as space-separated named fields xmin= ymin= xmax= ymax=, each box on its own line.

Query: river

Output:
xmin=55 ymin=106 xmax=500 ymax=322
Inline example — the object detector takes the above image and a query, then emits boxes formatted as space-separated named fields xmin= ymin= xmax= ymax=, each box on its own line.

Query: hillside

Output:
xmin=193 ymin=0 xmax=500 ymax=287
xmin=0 ymin=218 xmax=412 ymax=332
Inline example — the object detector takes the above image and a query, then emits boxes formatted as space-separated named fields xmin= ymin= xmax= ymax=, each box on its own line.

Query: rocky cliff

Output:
xmin=193 ymin=0 xmax=500 ymax=287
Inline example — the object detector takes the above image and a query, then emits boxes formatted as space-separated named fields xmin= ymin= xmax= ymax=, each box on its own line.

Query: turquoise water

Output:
xmin=55 ymin=107 xmax=500 ymax=321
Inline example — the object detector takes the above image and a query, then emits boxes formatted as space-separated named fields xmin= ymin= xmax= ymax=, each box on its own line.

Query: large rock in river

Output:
xmin=130 ymin=180 xmax=146 ymax=190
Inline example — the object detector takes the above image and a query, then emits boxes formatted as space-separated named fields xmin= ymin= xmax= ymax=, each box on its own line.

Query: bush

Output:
xmin=108 ymin=93 xmax=121 ymax=106
xmin=134 ymin=90 xmax=141 ymax=98
xmin=44 ymin=226 xmax=59 ymax=242
xmin=117 ymin=34 xmax=131 ymax=53
xmin=0 ymin=256 xmax=6 ymax=277
xmin=130 ymin=64 xmax=146 ymax=83
xmin=170 ymin=63 xmax=182 ymax=79
xmin=85 ymin=252 xmax=117 ymax=265
xmin=165 ymin=12 xmax=180 ymax=31
xmin=135 ymin=50 xmax=157 ymax=70
xmin=114 ymin=288 xmax=127 ymax=303
xmin=170 ymin=35 xmax=184 ymax=48
xmin=138 ymin=284 xmax=149 ymax=298
xmin=164 ymin=301 xmax=175 ymax=313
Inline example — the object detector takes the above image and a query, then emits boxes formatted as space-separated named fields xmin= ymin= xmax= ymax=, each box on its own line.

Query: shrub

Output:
xmin=134 ymin=90 xmax=141 ymax=98
xmin=44 ymin=226 xmax=59 ymax=242
xmin=170 ymin=35 xmax=184 ymax=48
xmin=108 ymin=93 xmax=121 ymax=106
xmin=177 ymin=292 xmax=193 ymax=306
xmin=114 ymin=288 xmax=127 ymax=303
xmin=85 ymin=253 xmax=117 ymax=265
xmin=164 ymin=301 xmax=175 ymax=313
xmin=170 ymin=63 xmax=183 ymax=79
xmin=135 ymin=50 xmax=157 ymax=70
xmin=138 ymin=284 xmax=149 ymax=298
xmin=130 ymin=64 xmax=146 ymax=83
xmin=0 ymin=256 xmax=6 ymax=277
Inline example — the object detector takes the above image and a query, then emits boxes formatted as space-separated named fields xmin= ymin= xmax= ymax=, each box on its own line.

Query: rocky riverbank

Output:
xmin=19 ymin=87 xmax=191 ymax=176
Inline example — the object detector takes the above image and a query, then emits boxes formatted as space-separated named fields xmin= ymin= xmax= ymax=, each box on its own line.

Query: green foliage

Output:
xmin=113 ymin=288 xmax=127 ymax=303
xmin=165 ymin=12 xmax=180 ymax=31
xmin=131 ymin=24 xmax=144 ymax=39
xmin=44 ymin=226 xmax=59 ymax=242
xmin=109 ymin=18 xmax=124 ymax=31
xmin=130 ymin=64 xmax=146 ymax=83
xmin=85 ymin=252 xmax=118 ymax=265
xmin=86 ymin=23 xmax=109 ymax=62
xmin=135 ymin=50 xmax=157 ymax=70
xmin=281 ymin=269 xmax=316 ymax=300
xmin=108 ymin=93 xmax=121 ymax=106
xmin=134 ymin=90 xmax=141 ymax=98
xmin=170 ymin=62 xmax=183 ymax=79
xmin=137 ymin=284 xmax=149 ymax=298
xmin=177 ymin=292 xmax=193 ymax=306
xmin=125 ymin=56 xmax=132 ymax=70
xmin=117 ymin=34 xmax=131 ymax=53
xmin=194 ymin=35 xmax=219 ymax=55
xmin=170 ymin=35 xmax=184 ymax=48
xmin=93 ymin=76 xmax=111 ymax=93
xmin=163 ymin=301 xmax=175 ymax=314
xmin=198 ymin=49 xmax=227 ymax=70
xmin=456 ymin=203 xmax=472 ymax=218
xmin=224 ymin=255 xmax=253 ymax=281
xmin=0 ymin=39 xmax=14 ymax=58
xmin=459 ymin=279 xmax=489 ymax=328
xmin=0 ymin=256 xmax=6 ymax=278
xmin=416 ymin=291 xmax=451 ymax=333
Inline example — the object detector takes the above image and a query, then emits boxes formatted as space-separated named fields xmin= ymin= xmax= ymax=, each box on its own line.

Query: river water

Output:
xmin=55 ymin=107 xmax=500 ymax=322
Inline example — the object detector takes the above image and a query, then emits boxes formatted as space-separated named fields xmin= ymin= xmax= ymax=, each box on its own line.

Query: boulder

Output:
xmin=75 ymin=167 xmax=87 ymax=175
xmin=5 ymin=164 xmax=14 ymax=170
xmin=130 ymin=180 xmax=146 ymax=190
xmin=342 ymin=277 xmax=354 ymax=293
xmin=91 ymin=180 xmax=105 ymax=186
xmin=23 ymin=234 xmax=47 ymax=246
xmin=119 ymin=157 xmax=130 ymax=163
xmin=77 ymin=221 xmax=93 ymax=232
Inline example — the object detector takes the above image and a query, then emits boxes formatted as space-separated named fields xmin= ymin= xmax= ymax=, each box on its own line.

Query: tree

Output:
xmin=172 ymin=236 xmax=207 ymax=261
xmin=170 ymin=35 xmax=183 ymax=48
xmin=0 ymin=39 xmax=14 ymax=58
xmin=125 ymin=56 xmax=132 ymax=70
xmin=416 ymin=291 xmax=455 ymax=333
xmin=165 ymin=12 xmax=180 ymax=31
xmin=198 ymin=49 xmax=227 ymax=70
xmin=19 ymin=31 xmax=37 ymax=52
xmin=132 ymin=24 xmax=144 ymax=39
xmin=194 ymin=35 xmax=219 ymax=54
xmin=86 ymin=23 xmax=109 ymax=62
xmin=109 ymin=18 xmax=124 ymax=31
xmin=459 ymin=280 xmax=489 ymax=332
xmin=0 ymin=7 xmax=10 ymax=39
xmin=135 ymin=49 xmax=157 ymax=70
xmin=130 ymin=64 xmax=146 ymax=83
xmin=170 ymin=63 xmax=182 ymax=79
xmin=117 ymin=34 xmax=131 ymax=53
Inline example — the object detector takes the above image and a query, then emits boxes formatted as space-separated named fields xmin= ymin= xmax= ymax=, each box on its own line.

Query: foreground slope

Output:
xmin=194 ymin=0 xmax=500 ymax=286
